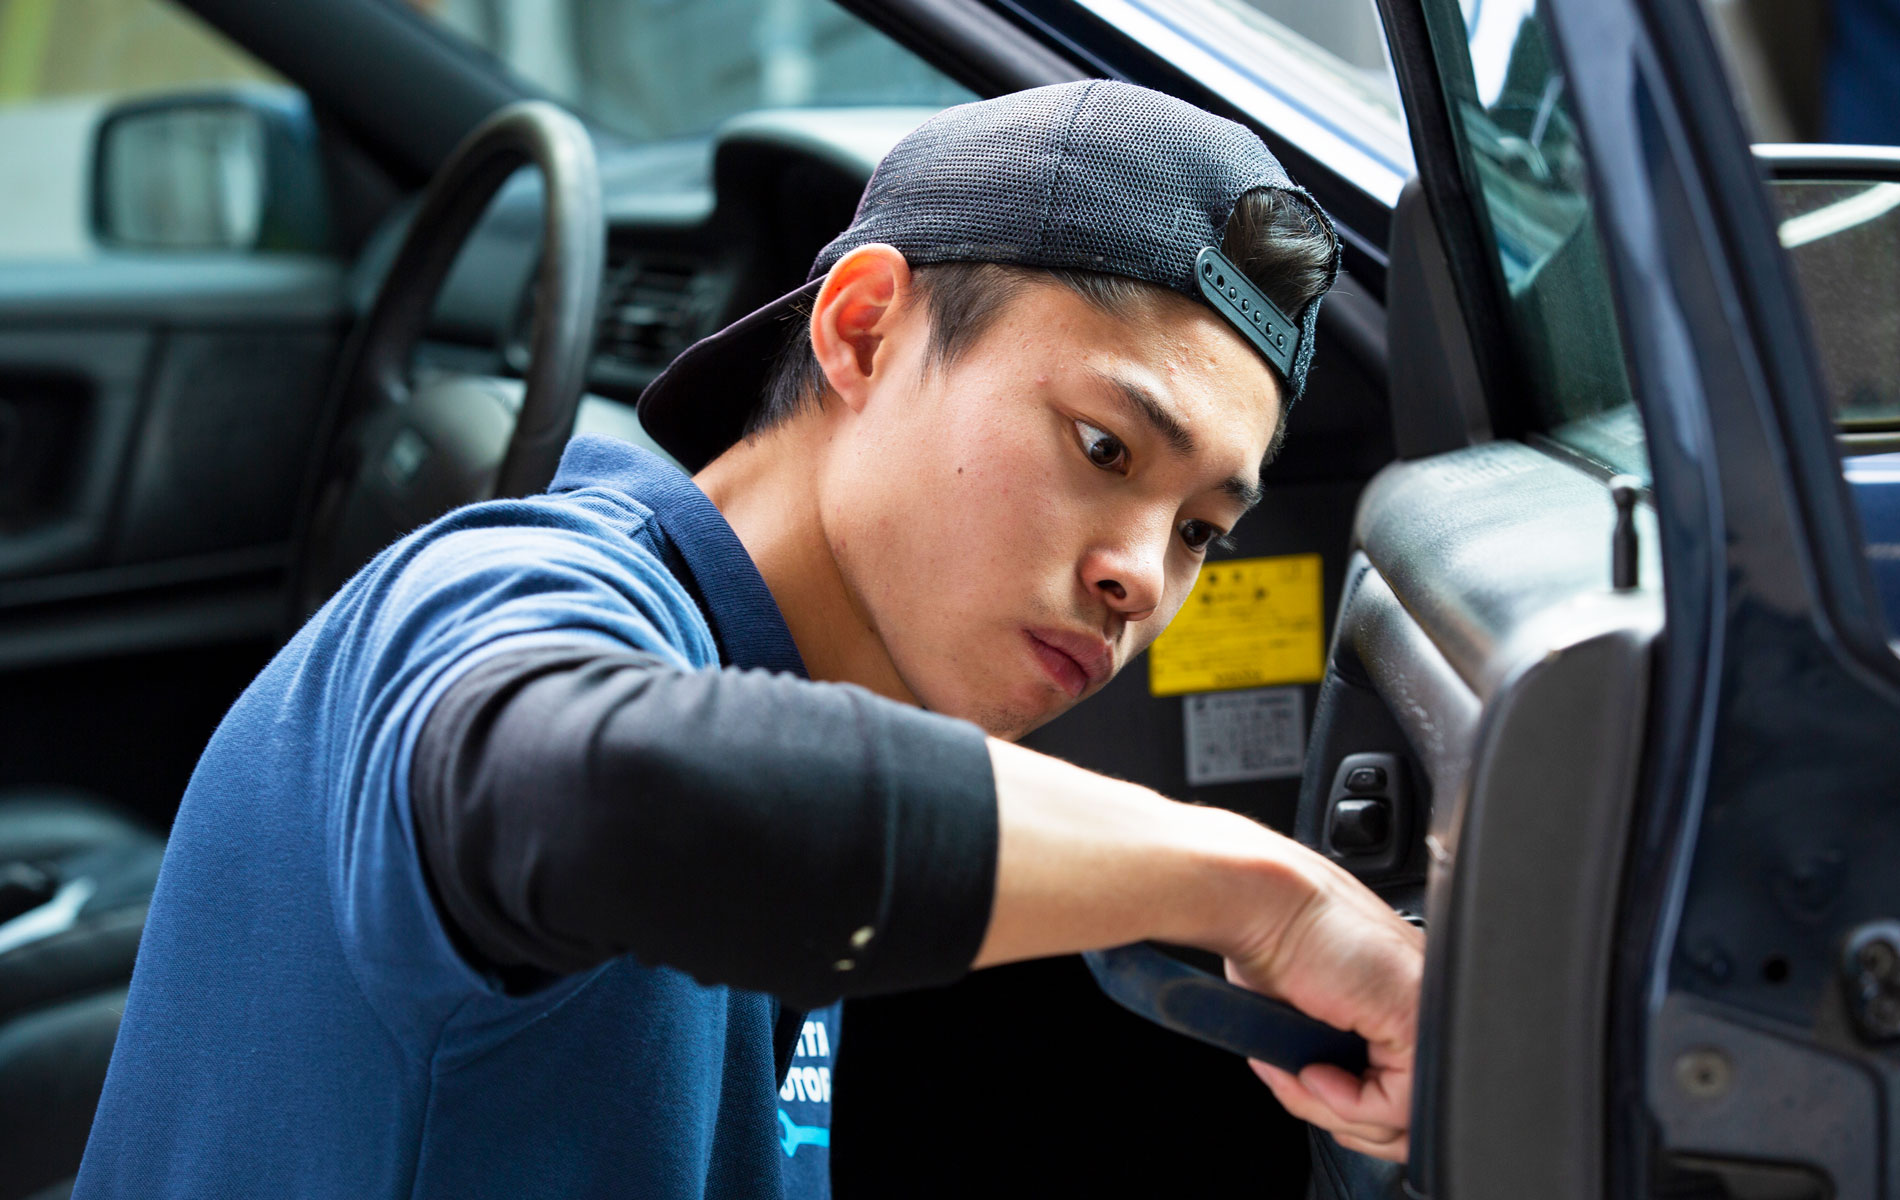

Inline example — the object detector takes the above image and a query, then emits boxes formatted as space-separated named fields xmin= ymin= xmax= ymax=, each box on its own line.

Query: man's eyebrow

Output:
xmin=1090 ymin=369 xmax=1196 ymax=456
xmin=1088 ymin=368 xmax=1265 ymax=512
xmin=1221 ymin=475 xmax=1263 ymax=511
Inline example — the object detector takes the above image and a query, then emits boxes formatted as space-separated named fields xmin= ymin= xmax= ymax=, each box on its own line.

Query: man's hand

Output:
xmin=975 ymin=738 xmax=1425 ymax=1162
xmin=1222 ymin=854 xmax=1423 ymax=1161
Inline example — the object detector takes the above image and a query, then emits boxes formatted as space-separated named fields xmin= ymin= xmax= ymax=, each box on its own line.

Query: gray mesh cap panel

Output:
xmin=811 ymin=80 xmax=1336 ymax=396
xmin=638 ymin=80 xmax=1339 ymax=470
xmin=818 ymin=85 xmax=1081 ymax=269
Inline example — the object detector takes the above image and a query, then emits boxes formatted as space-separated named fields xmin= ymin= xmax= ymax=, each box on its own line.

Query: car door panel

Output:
xmin=1298 ymin=441 xmax=1659 ymax=1199
xmin=111 ymin=324 xmax=336 ymax=564
xmin=0 ymin=256 xmax=343 ymax=325
xmin=0 ymin=327 xmax=151 ymax=581
xmin=0 ymin=258 xmax=345 ymax=668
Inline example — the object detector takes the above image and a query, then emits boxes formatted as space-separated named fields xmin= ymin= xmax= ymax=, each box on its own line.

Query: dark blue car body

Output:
xmin=1848 ymin=452 xmax=1900 ymax=627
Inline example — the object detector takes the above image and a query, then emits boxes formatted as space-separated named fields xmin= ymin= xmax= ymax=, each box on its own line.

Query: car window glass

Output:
xmin=1067 ymin=0 xmax=1412 ymax=204
xmin=1420 ymin=0 xmax=1650 ymax=483
xmin=1770 ymin=178 xmax=1900 ymax=428
xmin=395 ymin=0 xmax=974 ymax=144
xmin=0 ymin=0 xmax=287 ymax=260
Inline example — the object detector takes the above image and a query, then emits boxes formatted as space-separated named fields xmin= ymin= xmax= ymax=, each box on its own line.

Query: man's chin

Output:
xmin=948 ymin=687 xmax=1075 ymax=743
xmin=902 ymin=660 xmax=1082 ymax=740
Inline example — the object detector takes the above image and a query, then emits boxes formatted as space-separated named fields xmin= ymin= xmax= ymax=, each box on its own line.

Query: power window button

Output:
xmin=1329 ymin=798 xmax=1391 ymax=851
xmin=1344 ymin=765 xmax=1387 ymax=793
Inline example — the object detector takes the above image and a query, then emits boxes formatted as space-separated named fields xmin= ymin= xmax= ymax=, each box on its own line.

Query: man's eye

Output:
xmin=1074 ymin=420 xmax=1128 ymax=472
xmin=1179 ymin=520 xmax=1232 ymax=553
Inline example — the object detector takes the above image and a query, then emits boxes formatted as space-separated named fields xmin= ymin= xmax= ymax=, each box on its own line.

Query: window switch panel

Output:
xmin=1323 ymin=753 xmax=1412 ymax=877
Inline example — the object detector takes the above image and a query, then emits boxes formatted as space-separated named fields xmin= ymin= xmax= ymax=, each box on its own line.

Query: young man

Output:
xmin=77 ymin=82 xmax=1423 ymax=1197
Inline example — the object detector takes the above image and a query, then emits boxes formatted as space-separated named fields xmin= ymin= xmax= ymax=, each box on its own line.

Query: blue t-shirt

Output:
xmin=77 ymin=436 xmax=839 ymax=1198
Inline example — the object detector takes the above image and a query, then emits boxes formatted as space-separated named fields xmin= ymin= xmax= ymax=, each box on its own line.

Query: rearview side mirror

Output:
xmin=91 ymin=88 xmax=329 ymax=254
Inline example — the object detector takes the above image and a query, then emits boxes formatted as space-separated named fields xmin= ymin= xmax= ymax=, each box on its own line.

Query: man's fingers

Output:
xmin=1249 ymin=1060 xmax=1404 ymax=1148
xmin=1299 ymin=1062 xmax=1411 ymax=1128
xmin=1264 ymin=1057 xmax=1411 ymax=1131
xmin=1252 ymin=1060 xmax=1332 ymax=1125
xmin=1251 ymin=1059 xmax=1304 ymax=1101
xmin=1332 ymin=1131 xmax=1409 ymax=1163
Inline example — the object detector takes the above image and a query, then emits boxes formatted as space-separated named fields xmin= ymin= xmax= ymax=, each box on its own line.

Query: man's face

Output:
xmin=821 ymin=277 xmax=1280 ymax=740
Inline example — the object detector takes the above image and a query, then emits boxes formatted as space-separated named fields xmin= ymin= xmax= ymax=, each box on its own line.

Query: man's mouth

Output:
xmin=1024 ymin=628 xmax=1113 ymax=700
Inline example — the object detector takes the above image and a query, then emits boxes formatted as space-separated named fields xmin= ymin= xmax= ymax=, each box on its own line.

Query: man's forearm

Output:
xmin=975 ymin=738 xmax=1318 ymax=970
xmin=410 ymin=642 xmax=999 ymax=1006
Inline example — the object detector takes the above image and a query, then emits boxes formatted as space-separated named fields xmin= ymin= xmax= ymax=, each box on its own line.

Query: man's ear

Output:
xmin=809 ymin=244 xmax=913 ymax=414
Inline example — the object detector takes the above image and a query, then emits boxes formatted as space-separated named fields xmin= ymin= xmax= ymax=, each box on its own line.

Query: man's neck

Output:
xmin=694 ymin=422 xmax=918 ymax=706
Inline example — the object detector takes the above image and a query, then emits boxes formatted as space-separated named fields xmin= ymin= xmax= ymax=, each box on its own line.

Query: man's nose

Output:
xmin=1083 ymin=534 xmax=1166 ymax=623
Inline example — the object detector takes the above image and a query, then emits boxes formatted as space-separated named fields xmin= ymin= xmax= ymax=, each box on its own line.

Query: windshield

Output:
xmin=397 ymin=0 xmax=974 ymax=143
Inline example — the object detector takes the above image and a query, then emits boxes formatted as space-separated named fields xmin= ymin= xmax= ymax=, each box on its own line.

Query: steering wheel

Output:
xmin=293 ymin=100 xmax=604 ymax=616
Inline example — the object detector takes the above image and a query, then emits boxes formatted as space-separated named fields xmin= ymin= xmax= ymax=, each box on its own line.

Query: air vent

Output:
xmin=595 ymin=255 xmax=705 ymax=373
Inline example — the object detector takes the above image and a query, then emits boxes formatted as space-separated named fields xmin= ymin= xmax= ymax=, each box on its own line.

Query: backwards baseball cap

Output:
xmin=638 ymin=80 xmax=1340 ymax=471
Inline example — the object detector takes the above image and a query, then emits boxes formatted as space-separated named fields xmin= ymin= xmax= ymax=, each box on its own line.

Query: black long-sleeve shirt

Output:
xmin=409 ymin=642 xmax=1000 ymax=1009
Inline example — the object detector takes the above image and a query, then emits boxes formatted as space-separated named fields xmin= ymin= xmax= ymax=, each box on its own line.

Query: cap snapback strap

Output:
xmin=1194 ymin=246 xmax=1300 ymax=383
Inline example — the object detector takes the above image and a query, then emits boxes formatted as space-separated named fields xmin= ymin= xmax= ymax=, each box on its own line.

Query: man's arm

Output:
xmin=412 ymin=642 xmax=1421 ymax=1158
xmin=410 ymin=642 xmax=999 ymax=1005
xmin=981 ymin=738 xmax=1423 ymax=1160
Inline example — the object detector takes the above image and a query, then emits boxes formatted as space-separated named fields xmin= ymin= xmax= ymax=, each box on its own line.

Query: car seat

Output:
xmin=0 ymin=790 xmax=164 ymax=1200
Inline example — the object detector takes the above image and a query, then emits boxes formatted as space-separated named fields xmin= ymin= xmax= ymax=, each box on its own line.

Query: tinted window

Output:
xmin=1421 ymin=0 xmax=1649 ymax=481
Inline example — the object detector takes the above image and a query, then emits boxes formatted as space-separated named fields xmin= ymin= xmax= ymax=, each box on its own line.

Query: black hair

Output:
xmin=747 ymin=188 xmax=1335 ymax=463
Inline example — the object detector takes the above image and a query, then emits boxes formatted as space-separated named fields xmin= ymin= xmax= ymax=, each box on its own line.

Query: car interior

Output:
xmin=0 ymin=0 xmax=1891 ymax=1197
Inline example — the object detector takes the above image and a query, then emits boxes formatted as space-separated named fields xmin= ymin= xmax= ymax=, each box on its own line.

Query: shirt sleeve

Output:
xmin=408 ymin=641 xmax=1000 ymax=1009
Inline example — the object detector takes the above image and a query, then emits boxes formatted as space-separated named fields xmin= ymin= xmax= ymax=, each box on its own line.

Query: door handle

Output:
xmin=1083 ymin=942 xmax=1369 ymax=1073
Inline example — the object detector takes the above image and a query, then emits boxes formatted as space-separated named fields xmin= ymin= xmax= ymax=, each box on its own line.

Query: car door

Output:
xmin=1342 ymin=0 xmax=1900 ymax=1195
xmin=1547 ymin=0 xmax=1900 ymax=1195
xmin=1280 ymin=0 xmax=1665 ymax=1191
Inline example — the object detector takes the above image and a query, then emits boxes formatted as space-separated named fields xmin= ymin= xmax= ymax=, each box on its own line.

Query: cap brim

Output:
xmin=636 ymin=278 xmax=824 ymax=472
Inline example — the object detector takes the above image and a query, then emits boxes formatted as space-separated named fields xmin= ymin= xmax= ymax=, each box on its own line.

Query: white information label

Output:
xmin=1182 ymin=686 xmax=1305 ymax=786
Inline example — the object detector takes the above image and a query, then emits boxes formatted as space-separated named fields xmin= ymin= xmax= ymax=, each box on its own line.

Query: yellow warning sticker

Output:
xmin=1148 ymin=554 xmax=1324 ymax=696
